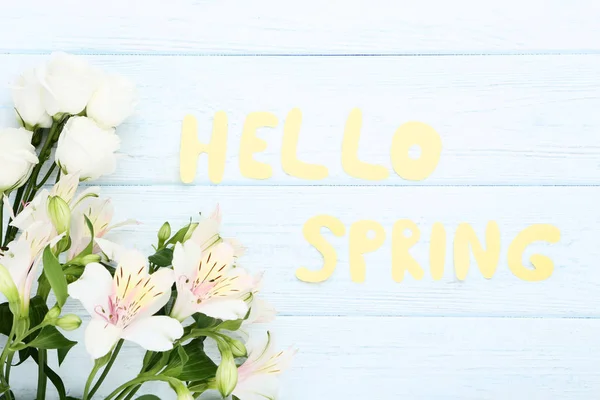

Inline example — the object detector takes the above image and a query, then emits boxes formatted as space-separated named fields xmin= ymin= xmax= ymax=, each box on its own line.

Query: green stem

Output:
xmin=23 ymin=123 xmax=61 ymax=205
xmin=5 ymin=352 xmax=14 ymax=384
xmin=36 ymin=349 xmax=47 ymax=400
xmin=104 ymin=375 xmax=176 ymax=400
xmin=3 ymin=123 xmax=62 ymax=245
xmin=34 ymin=163 xmax=57 ymax=191
xmin=115 ymin=386 xmax=137 ymax=400
xmin=87 ymin=340 xmax=124 ymax=399
xmin=0 ymin=202 xmax=4 ymax=247
xmin=1 ymin=352 xmax=14 ymax=400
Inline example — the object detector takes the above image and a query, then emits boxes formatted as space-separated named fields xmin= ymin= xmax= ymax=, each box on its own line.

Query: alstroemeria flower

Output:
xmin=68 ymin=195 xmax=138 ymax=259
xmin=10 ymin=172 xmax=92 ymax=231
xmin=233 ymin=332 xmax=296 ymax=400
xmin=170 ymin=240 xmax=253 ymax=322
xmin=189 ymin=205 xmax=246 ymax=257
xmin=0 ymin=222 xmax=62 ymax=312
xmin=69 ymin=249 xmax=183 ymax=359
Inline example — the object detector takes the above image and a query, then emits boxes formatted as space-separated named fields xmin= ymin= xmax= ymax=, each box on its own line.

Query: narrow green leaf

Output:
xmin=166 ymin=221 xmax=198 ymax=246
xmin=28 ymin=326 xmax=77 ymax=351
xmin=0 ymin=302 xmax=12 ymax=336
xmin=135 ymin=396 xmax=161 ymax=400
xmin=31 ymin=348 xmax=68 ymax=400
xmin=75 ymin=215 xmax=95 ymax=259
xmin=42 ymin=246 xmax=68 ymax=307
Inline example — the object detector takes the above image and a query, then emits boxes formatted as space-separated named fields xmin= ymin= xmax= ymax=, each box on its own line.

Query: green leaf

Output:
xmin=42 ymin=246 xmax=68 ymax=307
xmin=162 ymin=345 xmax=189 ymax=378
xmin=135 ymin=396 xmax=161 ymax=400
xmin=76 ymin=215 xmax=95 ymax=258
xmin=31 ymin=348 xmax=68 ymax=400
xmin=219 ymin=318 xmax=244 ymax=332
xmin=28 ymin=326 xmax=77 ymax=352
xmin=148 ymin=247 xmax=174 ymax=267
xmin=163 ymin=339 xmax=217 ymax=382
xmin=0 ymin=302 xmax=12 ymax=336
xmin=57 ymin=347 xmax=70 ymax=366
xmin=193 ymin=313 xmax=221 ymax=330
xmin=36 ymin=273 xmax=52 ymax=300
xmin=166 ymin=221 xmax=198 ymax=246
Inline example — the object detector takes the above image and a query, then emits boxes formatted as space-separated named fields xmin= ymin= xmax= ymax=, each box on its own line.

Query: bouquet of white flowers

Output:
xmin=0 ymin=53 xmax=294 ymax=400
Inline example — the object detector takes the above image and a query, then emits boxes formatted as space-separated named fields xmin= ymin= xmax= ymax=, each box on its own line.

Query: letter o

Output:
xmin=391 ymin=122 xmax=442 ymax=181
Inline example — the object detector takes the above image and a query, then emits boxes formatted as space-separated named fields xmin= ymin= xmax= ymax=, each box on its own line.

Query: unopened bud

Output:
xmin=47 ymin=196 xmax=71 ymax=235
xmin=226 ymin=337 xmax=247 ymax=358
xmin=56 ymin=314 xmax=82 ymax=331
xmin=216 ymin=347 xmax=238 ymax=398
xmin=158 ymin=222 xmax=171 ymax=246
xmin=46 ymin=305 xmax=61 ymax=321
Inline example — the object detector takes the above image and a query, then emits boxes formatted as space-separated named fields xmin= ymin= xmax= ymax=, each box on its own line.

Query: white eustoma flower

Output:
xmin=170 ymin=240 xmax=253 ymax=322
xmin=69 ymin=250 xmax=183 ymax=359
xmin=189 ymin=205 xmax=246 ymax=257
xmin=87 ymin=74 xmax=136 ymax=128
xmin=12 ymin=69 xmax=52 ymax=129
xmin=38 ymin=52 xmax=100 ymax=116
xmin=0 ymin=222 xmax=61 ymax=311
xmin=0 ymin=128 xmax=39 ymax=194
xmin=55 ymin=116 xmax=120 ymax=181
xmin=233 ymin=332 xmax=296 ymax=400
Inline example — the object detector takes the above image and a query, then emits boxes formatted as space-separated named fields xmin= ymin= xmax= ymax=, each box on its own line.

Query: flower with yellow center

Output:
xmin=69 ymin=249 xmax=183 ymax=359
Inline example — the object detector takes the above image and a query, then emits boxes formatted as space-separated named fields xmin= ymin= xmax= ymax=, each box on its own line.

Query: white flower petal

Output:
xmin=170 ymin=286 xmax=198 ymax=322
xmin=196 ymin=298 xmax=248 ymax=321
xmin=122 ymin=316 xmax=183 ymax=352
xmin=134 ymin=268 xmax=175 ymax=319
xmin=173 ymin=241 xmax=203 ymax=281
xmin=233 ymin=374 xmax=280 ymax=400
xmin=95 ymin=237 xmax=125 ymax=262
xmin=68 ymin=262 xmax=112 ymax=316
xmin=246 ymin=298 xmax=277 ymax=325
xmin=85 ymin=318 xmax=122 ymax=359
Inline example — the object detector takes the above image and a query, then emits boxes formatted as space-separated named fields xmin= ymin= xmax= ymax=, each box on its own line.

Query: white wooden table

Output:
xmin=1 ymin=1 xmax=599 ymax=398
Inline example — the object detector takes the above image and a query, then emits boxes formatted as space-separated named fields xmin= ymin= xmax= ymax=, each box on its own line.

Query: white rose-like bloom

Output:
xmin=12 ymin=69 xmax=52 ymax=129
xmin=0 ymin=128 xmax=39 ymax=193
xmin=55 ymin=116 xmax=120 ymax=181
xmin=38 ymin=52 xmax=100 ymax=116
xmin=87 ymin=74 xmax=136 ymax=128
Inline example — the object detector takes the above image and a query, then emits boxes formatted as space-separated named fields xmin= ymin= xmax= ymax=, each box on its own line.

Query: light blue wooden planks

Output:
xmin=1 ymin=1 xmax=599 ymax=399
xmin=0 ymin=0 xmax=599 ymax=55
xmin=1 ymin=55 xmax=599 ymax=186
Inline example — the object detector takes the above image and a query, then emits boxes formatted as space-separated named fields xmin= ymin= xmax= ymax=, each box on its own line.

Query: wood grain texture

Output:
xmin=7 ymin=317 xmax=600 ymax=399
xmin=2 ymin=2 xmax=599 ymax=398
xmin=2 ymin=54 xmax=600 ymax=186
xmin=57 ymin=185 xmax=600 ymax=318
xmin=0 ymin=0 xmax=599 ymax=55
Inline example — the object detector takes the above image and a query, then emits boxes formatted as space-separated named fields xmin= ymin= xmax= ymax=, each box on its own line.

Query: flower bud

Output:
xmin=158 ymin=222 xmax=171 ymax=246
xmin=225 ymin=337 xmax=247 ymax=358
xmin=47 ymin=196 xmax=71 ymax=235
xmin=173 ymin=385 xmax=194 ymax=400
xmin=80 ymin=254 xmax=101 ymax=265
xmin=216 ymin=348 xmax=238 ymax=398
xmin=56 ymin=314 xmax=82 ymax=331
xmin=44 ymin=305 xmax=62 ymax=324
xmin=0 ymin=263 xmax=20 ymax=312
